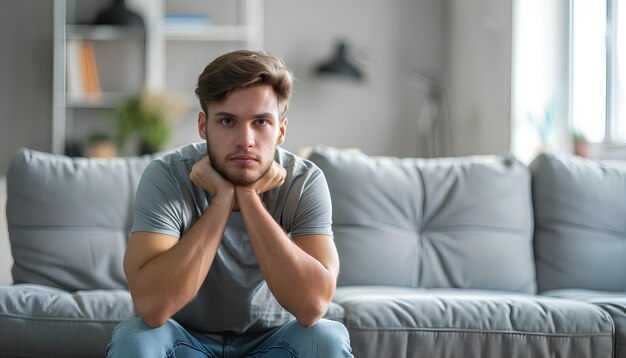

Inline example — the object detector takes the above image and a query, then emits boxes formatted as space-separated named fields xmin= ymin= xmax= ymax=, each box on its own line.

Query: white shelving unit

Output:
xmin=66 ymin=24 xmax=145 ymax=41
xmin=52 ymin=0 xmax=264 ymax=155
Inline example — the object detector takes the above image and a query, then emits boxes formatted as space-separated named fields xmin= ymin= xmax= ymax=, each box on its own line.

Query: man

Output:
xmin=106 ymin=50 xmax=353 ymax=357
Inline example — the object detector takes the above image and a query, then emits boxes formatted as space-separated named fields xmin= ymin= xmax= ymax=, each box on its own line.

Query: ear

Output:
xmin=198 ymin=112 xmax=207 ymax=140
xmin=277 ymin=117 xmax=288 ymax=145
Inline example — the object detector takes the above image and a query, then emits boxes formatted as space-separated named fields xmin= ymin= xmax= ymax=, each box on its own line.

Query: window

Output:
xmin=609 ymin=0 xmax=626 ymax=142
xmin=571 ymin=0 xmax=625 ymax=144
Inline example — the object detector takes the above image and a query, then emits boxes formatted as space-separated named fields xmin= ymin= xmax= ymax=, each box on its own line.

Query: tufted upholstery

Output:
xmin=309 ymin=146 xmax=536 ymax=293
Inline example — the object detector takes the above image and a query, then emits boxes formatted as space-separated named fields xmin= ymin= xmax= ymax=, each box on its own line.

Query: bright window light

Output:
xmin=571 ymin=0 xmax=606 ymax=143
xmin=611 ymin=0 xmax=626 ymax=141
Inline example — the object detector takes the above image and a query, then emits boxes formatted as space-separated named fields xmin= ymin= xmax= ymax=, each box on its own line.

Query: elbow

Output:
xmin=129 ymin=287 xmax=195 ymax=329
xmin=291 ymin=283 xmax=336 ymax=328
xmin=135 ymin=300 xmax=172 ymax=329
xmin=294 ymin=300 xmax=328 ymax=328
xmin=296 ymin=315 xmax=321 ymax=328
xmin=141 ymin=313 xmax=169 ymax=329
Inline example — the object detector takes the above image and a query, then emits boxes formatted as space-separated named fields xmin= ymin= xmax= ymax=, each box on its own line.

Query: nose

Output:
xmin=237 ymin=124 xmax=255 ymax=149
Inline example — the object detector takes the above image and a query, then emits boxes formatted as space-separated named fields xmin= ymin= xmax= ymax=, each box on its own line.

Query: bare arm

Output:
xmin=236 ymin=164 xmax=339 ymax=327
xmin=124 ymin=156 xmax=235 ymax=328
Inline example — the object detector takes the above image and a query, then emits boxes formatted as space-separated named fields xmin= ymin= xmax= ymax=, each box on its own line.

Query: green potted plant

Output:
xmin=114 ymin=90 xmax=187 ymax=154
xmin=572 ymin=131 xmax=589 ymax=157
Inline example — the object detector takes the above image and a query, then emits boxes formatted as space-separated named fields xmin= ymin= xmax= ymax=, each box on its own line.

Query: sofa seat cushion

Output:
xmin=333 ymin=286 xmax=615 ymax=358
xmin=308 ymin=146 xmax=536 ymax=293
xmin=0 ymin=284 xmax=135 ymax=357
xmin=544 ymin=289 xmax=626 ymax=358
xmin=0 ymin=283 xmax=344 ymax=357
xmin=324 ymin=301 xmax=346 ymax=323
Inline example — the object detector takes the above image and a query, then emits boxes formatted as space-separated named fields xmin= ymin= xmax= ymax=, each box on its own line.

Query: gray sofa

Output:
xmin=0 ymin=146 xmax=625 ymax=357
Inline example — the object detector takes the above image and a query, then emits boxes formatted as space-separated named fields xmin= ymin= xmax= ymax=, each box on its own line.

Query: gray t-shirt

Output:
xmin=132 ymin=142 xmax=333 ymax=334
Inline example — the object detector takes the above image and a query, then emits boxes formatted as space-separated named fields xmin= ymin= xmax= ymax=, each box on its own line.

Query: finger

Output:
xmin=271 ymin=162 xmax=284 ymax=175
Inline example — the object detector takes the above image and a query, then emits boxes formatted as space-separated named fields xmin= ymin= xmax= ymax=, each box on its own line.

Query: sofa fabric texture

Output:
xmin=543 ymin=289 xmax=626 ymax=358
xmin=2 ymin=149 xmax=152 ymax=357
xmin=333 ymin=286 xmax=614 ymax=358
xmin=308 ymin=147 xmax=536 ymax=293
xmin=2 ymin=147 xmax=626 ymax=357
xmin=0 ymin=284 xmax=135 ymax=357
xmin=7 ymin=148 xmax=152 ymax=291
xmin=530 ymin=153 xmax=626 ymax=293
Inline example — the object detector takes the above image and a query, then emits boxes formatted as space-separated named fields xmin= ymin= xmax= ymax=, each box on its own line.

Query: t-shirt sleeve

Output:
xmin=131 ymin=160 xmax=183 ymax=238
xmin=289 ymin=167 xmax=334 ymax=238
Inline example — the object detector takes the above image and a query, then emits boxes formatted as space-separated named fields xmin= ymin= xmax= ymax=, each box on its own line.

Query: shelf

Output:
xmin=164 ymin=25 xmax=249 ymax=42
xmin=66 ymin=25 xmax=145 ymax=41
xmin=66 ymin=91 xmax=135 ymax=109
xmin=53 ymin=0 xmax=264 ymax=155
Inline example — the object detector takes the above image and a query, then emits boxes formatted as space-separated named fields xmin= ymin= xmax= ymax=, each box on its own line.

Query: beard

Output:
xmin=206 ymin=137 xmax=274 ymax=186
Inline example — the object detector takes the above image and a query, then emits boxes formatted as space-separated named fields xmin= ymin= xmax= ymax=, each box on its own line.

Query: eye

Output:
xmin=255 ymin=119 xmax=269 ymax=127
xmin=220 ymin=118 xmax=235 ymax=127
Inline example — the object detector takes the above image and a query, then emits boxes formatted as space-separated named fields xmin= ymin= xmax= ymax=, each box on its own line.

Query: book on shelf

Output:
xmin=66 ymin=40 xmax=101 ymax=101
xmin=82 ymin=41 xmax=100 ymax=96
xmin=164 ymin=14 xmax=211 ymax=32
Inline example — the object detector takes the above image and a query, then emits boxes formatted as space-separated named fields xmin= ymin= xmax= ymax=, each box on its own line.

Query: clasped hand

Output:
xmin=189 ymin=156 xmax=286 ymax=210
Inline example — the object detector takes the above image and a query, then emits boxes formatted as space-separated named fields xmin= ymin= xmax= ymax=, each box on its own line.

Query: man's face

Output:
xmin=198 ymin=85 xmax=287 ymax=186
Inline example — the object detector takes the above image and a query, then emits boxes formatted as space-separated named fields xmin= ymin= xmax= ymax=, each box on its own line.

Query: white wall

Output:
xmin=444 ymin=0 xmax=513 ymax=156
xmin=263 ymin=0 xmax=445 ymax=158
xmin=0 ymin=1 xmax=53 ymax=175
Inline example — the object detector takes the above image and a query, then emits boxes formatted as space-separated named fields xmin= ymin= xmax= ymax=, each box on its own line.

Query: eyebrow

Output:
xmin=214 ymin=112 xmax=236 ymax=118
xmin=214 ymin=111 xmax=276 ymax=118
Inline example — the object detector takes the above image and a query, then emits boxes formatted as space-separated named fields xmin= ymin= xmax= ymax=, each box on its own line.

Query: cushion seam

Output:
xmin=346 ymin=326 xmax=613 ymax=337
xmin=0 ymin=312 xmax=132 ymax=323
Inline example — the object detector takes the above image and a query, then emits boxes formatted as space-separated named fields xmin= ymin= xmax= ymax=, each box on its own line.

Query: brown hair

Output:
xmin=195 ymin=50 xmax=294 ymax=118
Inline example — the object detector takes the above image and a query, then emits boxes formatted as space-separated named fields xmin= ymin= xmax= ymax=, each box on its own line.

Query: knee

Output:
xmin=112 ymin=316 xmax=151 ymax=334
xmin=109 ymin=317 xmax=154 ymax=342
xmin=106 ymin=317 xmax=179 ymax=357
xmin=309 ymin=319 xmax=351 ymax=346
xmin=106 ymin=317 xmax=150 ymax=356
xmin=288 ymin=319 xmax=353 ymax=357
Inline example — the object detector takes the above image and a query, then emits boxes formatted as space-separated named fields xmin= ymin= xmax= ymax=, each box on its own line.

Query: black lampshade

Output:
xmin=315 ymin=41 xmax=363 ymax=81
xmin=94 ymin=0 xmax=144 ymax=28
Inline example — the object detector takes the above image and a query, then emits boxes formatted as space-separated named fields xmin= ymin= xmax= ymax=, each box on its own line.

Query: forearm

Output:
xmin=127 ymin=193 xmax=233 ymax=327
xmin=237 ymin=190 xmax=336 ymax=327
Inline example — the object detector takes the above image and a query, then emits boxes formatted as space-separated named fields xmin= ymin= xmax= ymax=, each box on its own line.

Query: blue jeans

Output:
xmin=106 ymin=317 xmax=353 ymax=357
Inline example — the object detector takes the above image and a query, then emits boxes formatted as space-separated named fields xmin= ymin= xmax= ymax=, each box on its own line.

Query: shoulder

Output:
xmin=270 ymin=148 xmax=333 ymax=237
xmin=146 ymin=142 xmax=206 ymax=179
xmin=137 ymin=142 xmax=206 ymax=198
xmin=155 ymin=142 xmax=206 ymax=169
xmin=273 ymin=147 xmax=330 ymax=203
xmin=275 ymin=146 xmax=324 ymax=181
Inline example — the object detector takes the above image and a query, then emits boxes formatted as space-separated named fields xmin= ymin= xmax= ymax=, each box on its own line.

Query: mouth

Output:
xmin=228 ymin=154 xmax=259 ymax=165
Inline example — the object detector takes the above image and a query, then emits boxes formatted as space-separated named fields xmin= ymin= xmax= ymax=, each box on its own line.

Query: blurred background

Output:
xmin=0 ymin=0 xmax=624 ymax=175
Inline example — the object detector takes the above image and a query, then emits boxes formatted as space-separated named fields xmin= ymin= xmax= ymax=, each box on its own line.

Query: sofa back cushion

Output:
xmin=6 ymin=148 xmax=152 ymax=291
xmin=308 ymin=146 xmax=536 ymax=293
xmin=531 ymin=153 xmax=626 ymax=292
